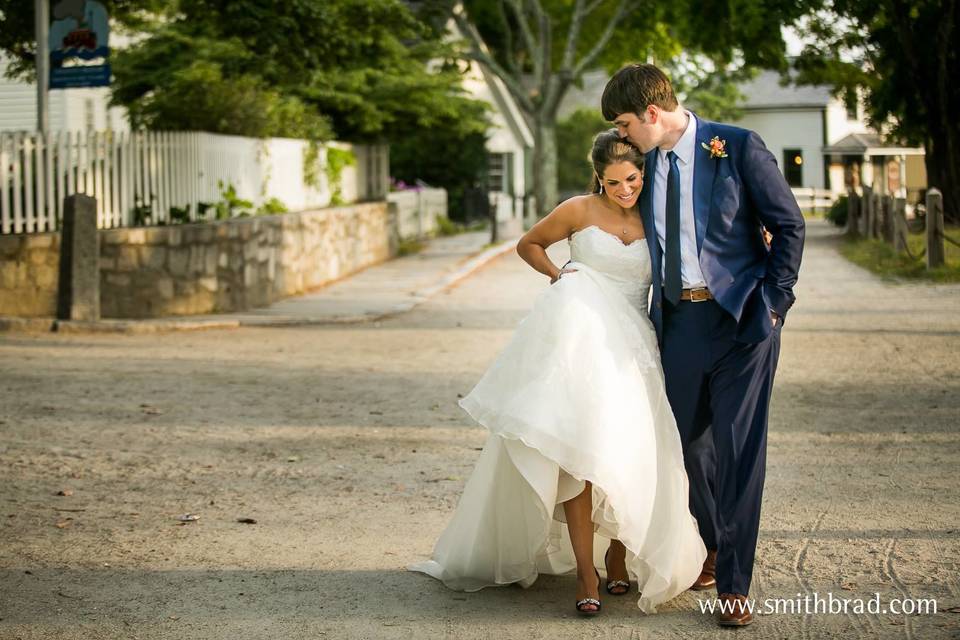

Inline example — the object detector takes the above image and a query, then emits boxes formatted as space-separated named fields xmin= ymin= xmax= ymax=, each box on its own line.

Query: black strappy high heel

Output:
xmin=575 ymin=568 xmax=602 ymax=616
xmin=604 ymin=548 xmax=632 ymax=595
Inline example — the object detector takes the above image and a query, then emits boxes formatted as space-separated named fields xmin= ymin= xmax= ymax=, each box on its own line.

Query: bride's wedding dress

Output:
xmin=409 ymin=225 xmax=706 ymax=612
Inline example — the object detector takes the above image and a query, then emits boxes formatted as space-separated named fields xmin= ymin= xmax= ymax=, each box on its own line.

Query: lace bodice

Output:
xmin=569 ymin=225 xmax=652 ymax=312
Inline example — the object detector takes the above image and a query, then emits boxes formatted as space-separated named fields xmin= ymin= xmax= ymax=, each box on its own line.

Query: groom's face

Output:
xmin=612 ymin=110 xmax=659 ymax=154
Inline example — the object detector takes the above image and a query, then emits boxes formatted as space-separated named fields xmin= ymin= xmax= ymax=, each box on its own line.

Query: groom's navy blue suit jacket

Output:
xmin=640 ymin=116 xmax=806 ymax=344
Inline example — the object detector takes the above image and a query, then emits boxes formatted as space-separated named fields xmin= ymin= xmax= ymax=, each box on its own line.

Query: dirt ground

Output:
xmin=1 ymin=220 xmax=958 ymax=639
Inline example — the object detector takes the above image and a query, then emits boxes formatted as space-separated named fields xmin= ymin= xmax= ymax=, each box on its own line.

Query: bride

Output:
xmin=409 ymin=130 xmax=706 ymax=615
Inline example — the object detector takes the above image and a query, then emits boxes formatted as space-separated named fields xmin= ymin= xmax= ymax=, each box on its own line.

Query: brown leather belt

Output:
xmin=679 ymin=287 xmax=714 ymax=302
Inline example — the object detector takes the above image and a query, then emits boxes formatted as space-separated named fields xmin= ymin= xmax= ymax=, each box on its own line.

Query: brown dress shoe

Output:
xmin=690 ymin=549 xmax=717 ymax=591
xmin=716 ymin=593 xmax=754 ymax=627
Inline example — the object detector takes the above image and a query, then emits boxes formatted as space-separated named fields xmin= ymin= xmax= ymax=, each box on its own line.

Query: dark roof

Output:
xmin=823 ymin=133 xmax=885 ymax=153
xmin=823 ymin=132 xmax=924 ymax=155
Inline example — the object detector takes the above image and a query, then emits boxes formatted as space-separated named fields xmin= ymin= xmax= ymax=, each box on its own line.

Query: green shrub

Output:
xmin=826 ymin=195 xmax=848 ymax=227
xmin=257 ymin=197 xmax=288 ymax=216
xmin=397 ymin=238 xmax=424 ymax=256
xmin=436 ymin=215 xmax=465 ymax=236
xmin=557 ymin=108 xmax=611 ymax=196
xmin=214 ymin=181 xmax=254 ymax=219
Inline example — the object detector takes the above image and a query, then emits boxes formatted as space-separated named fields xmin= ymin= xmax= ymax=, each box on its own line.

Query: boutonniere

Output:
xmin=701 ymin=136 xmax=728 ymax=159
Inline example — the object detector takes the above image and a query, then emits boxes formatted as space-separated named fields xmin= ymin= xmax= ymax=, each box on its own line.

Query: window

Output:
xmin=844 ymin=89 xmax=859 ymax=120
xmin=487 ymin=152 xmax=514 ymax=195
xmin=783 ymin=149 xmax=803 ymax=187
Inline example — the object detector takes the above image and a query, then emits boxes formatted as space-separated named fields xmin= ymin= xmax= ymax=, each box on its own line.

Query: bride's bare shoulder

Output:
xmin=552 ymin=194 xmax=600 ymax=223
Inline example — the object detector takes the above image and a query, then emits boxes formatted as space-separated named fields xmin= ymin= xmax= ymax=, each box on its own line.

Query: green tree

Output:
xmin=556 ymin=108 xmax=609 ymax=196
xmin=792 ymin=0 xmax=959 ymax=222
xmin=0 ymin=0 xmax=171 ymax=80
xmin=434 ymin=0 xmax=808 ymax=216
xmin=109 ymin=0 xmax=487 ymax=143
xmin=390 ymin=129 xmax=489 ymax=221
xmin=1 ymin=1 xmax=488 ymax=143
xmin=0 ymin=0 xmax=491 ymax=202
xmin=109 ymin=29 xmax=332 ymax=139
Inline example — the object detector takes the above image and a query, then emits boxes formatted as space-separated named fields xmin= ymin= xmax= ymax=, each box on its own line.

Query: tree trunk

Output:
xmin=532 ymin=116 xmax=559 ymax=218
xmin=923 ymin=127 xmax=960 ymax=224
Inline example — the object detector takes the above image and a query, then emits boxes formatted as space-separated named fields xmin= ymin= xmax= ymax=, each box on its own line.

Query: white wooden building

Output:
xmin=0 ymin=55 xmax=128 ymax=134
xmin=558 ymin=68 xmax=927 ymax=211
xmin=732 ymin=71 xmax=926 ymax=207
xmin=446 ymin=18 xmax=534 ymax=238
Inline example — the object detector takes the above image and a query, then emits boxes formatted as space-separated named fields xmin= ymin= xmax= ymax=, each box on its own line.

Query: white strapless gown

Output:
xmin=409 ymin=225 xmax=707 ymax=613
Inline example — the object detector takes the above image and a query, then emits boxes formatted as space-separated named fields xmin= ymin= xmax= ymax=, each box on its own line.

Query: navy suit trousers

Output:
xmin=661 ymin=298 xmax=781 ymax=596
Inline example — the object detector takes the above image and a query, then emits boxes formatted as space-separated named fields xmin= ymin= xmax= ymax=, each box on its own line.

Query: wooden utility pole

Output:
xmin=35 ymin=0 xmax=50 ymax=135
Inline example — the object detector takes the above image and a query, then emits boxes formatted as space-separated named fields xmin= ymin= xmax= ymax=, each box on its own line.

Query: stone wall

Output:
xmin=0 ymin=201 xmax=395 ymax=319
xmin=0 ymin=234 xmax=61 ymax=317
xmin=388 ymin=188 xmax=448 ymax=240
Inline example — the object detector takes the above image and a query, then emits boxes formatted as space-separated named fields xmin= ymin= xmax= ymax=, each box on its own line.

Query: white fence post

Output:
xmin=0 ymin=133 xmax=9 ymax=234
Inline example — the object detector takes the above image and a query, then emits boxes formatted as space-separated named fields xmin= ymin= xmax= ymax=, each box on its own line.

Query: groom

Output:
xmin=601 ymin=64 xmax=805 ymax=626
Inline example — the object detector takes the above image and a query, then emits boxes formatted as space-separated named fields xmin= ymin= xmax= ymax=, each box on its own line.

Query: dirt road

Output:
xmin=1 ymin=219 xmax=958 ymax=639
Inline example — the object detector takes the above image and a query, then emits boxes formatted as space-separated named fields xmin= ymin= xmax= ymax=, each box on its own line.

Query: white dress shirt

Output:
xmin=653 ymin=110 xmax=707 ymax=288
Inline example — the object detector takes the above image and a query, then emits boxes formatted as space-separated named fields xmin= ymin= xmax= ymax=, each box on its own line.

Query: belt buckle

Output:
xmin=687 ymin=287 xmax=710 ymax=303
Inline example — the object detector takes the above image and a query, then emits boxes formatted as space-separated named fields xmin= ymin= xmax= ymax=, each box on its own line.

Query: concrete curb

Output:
xmin=0 ymin=316 xmax=241 ymax=335
xmin=376 ymin=237 xmax=519 ymax=320
xmin=0 ymin=237 xmax=519 ymax=334
xmin=225 ymin=237 xmax=519 ymax=326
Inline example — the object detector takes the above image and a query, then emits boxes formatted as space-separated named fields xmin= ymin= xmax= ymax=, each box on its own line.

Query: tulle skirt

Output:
xmin=409 ymin=261 xmax=706 ymax=612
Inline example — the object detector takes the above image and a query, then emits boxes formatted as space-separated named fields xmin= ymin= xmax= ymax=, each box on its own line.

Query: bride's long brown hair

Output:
xmin=587 ymin=129 xmax=645 ymax=195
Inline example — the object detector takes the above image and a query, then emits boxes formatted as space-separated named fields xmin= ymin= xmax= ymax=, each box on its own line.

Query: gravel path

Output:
xmin=1 ymin=219 xmax=957 ymax=639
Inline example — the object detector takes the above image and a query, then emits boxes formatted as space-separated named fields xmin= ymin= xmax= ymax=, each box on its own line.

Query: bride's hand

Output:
xmin=551 ymin=268 xmax=578 ymax=284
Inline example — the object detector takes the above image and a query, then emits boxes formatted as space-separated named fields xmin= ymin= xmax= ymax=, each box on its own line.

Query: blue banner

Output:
xmin=48 ymin=0 xmax=111 ymax=89
xmin=50 ymin=63 xmax=111 ymax=89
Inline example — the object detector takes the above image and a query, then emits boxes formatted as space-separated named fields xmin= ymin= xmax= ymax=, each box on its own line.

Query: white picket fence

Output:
xmin=0 ymin=130 xmax=389 ymax=234
xmin=792 ymin=187 xmax=835 ymax=214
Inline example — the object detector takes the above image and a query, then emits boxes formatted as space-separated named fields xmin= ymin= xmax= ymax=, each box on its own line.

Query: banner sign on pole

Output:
xmin=49 ymin=0 xmax=110 ymax=89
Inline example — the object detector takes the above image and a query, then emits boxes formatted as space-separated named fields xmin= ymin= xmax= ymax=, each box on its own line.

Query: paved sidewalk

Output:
xmin=213 ymin=231 xmax=515 ymax=326
xmin=0 ymin=230 xmax=517 ymax=333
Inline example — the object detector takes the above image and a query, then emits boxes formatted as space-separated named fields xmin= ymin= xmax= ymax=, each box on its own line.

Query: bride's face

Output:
xmin=601 ymin=161 xmax=643 ymax=208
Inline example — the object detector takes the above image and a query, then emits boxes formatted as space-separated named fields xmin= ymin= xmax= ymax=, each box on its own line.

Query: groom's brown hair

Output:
xmin=601 ymin=63 xmax=679 ymax=121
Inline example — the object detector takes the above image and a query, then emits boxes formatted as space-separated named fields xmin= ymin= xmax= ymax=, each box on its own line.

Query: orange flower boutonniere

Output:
xmin=701 ymin=136 xmax=728 ymax=159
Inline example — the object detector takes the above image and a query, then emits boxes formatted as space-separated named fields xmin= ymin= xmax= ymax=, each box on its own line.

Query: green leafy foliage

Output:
xmin=325 ymin=147 xmax=356 ymax=206
xmin=0 ymin=0 xmax=172 ymax=80
xmin=215 ymin=180 xmax=254 ymax=219
xmin=557 ymin=109 xmax=610 ymax=196
xmin=792 ymin=0 xmax=959 ymax=222
xmin=256 ymin=198 xmax=288 ymax=216
xmin=390 ymin=128 xmax=489 ymax=220
xmin=0 ymin=0 xmax=489 ymax=149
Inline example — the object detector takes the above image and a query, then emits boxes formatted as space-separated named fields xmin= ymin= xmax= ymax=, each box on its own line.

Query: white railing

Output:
xmin=0 ymin=130 xmax=389 ymax=234
xmin=792 ymin=187 xmax=835 ymax=213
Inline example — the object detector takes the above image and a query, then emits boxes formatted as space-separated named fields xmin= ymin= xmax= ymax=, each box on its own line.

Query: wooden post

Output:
xmin=893 ymin=197 xmax=908 ymax=254
xmin=57 ymin=194 xmax=100 ymax=321
xmin=926 ymin=188 xmax=945 ymax=269
xmin=882 ymin=195 xmax=895 ymax=244
xmin=871 ymin=191 xmax=882 ymax=239
xmin=35 ymin=0 xmax=49 ymax=136
xmin=846 ymin=190 xmax=860 ymax=236
xmin=860 ymin=186 xmax=872 ymax=237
